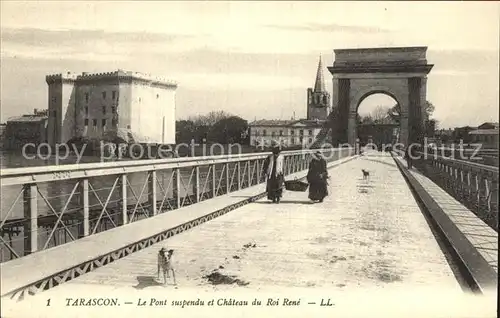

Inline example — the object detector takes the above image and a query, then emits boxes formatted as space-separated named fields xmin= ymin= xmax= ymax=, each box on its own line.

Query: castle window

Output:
xmin=111 ymin=106 xmax=116 ymax=114
xmin=323 ymin=96 xmax=327 ymax=104
xmin=84 ymin=119 xmax=89 ymax=126
xmin=279 ymin=130 xmax=283 ymax=136
xmin=102 ymin=106 xmax=106 ymax=115
xmin=85 ymin=106 xmax=88 ymax=115
xmin=102 ymin=91 xmax=106 ymax=99
xmin=263 ymin=129 xmax=267 ymax=136
xmin=112 ymin=119 xmax=117 ymax=127
xmin=300 ymin=136 xmax=304 ymax=143
xmin=93 ymin=119 xmax=97 ymax=127
xmin=112 ymin=91 xmax=116 ymax=100
xmin=299 ymin=129 xmax=304 ymax=136
xmin=102 ymin=119 xmax=107 ymax=127
xmin=85 ymin=93 xmax=89 ymax=103
xmin=271 ymin=131 xmax=276 ymax=137
xmin=291 ymin=130 xmax=295 ymax=135
xmin=308 ymin=129 xmax=313 ymax=135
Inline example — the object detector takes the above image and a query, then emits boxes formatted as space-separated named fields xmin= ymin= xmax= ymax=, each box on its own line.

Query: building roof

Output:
xmin=478 ymin=122 xmax=499 ymax=129
xmin=7 ymin=115 xmax=48 ymax=123
xmin=455 ymin=126 xmax=477 ymax=130
xmin=249 ymin=119 xmax=296 ymax=127
xmin=249 ymin=118 xmax=325 ymax=128
xmin=313 ymin=55 xmax=326 ymax=93
xmin=469 ymin=129 xmax=499 ymax=135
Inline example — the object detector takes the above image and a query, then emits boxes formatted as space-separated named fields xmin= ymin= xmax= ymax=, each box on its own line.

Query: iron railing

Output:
xmin=0 ymin=147 xmax=353 ymax=263
xmin=412 ymin=152 xmax=499 ymax=231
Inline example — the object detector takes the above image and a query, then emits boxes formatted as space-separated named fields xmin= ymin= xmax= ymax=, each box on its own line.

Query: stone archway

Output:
xmin=328 ymin=47 xmax=433 ymax=147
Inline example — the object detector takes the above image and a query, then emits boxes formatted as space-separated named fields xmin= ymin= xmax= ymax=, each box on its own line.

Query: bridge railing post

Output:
xmin=211 ymin=164 xmax=217 ymax=198
xmin=286 ymin=156 xmax=290 ymax=175
xmin=119 ymin=174 xmax=128 ymax=226
xmin=23 ymin=183 xmax=38 ymax=256
xmin=247 ymin=160 xmax=252 ymax=187
xmin=148 ymin=171 xmax=157 ymax=216
xmin=194 ymin=166 xmax=200 ymax=202
xmin=237 ymin=162 xmax=241 ymax=190
xmin=173 ymin=168 xmax=181 ymax=208
xmin=256 ymin=159 xmax=262 ymax=183
xmin=225 ymin=163 xmax=230 ymax=194
xmin=78 ymin=179 xmax=89 ymax=238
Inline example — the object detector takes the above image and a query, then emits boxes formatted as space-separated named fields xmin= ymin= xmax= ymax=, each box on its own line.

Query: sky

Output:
xmin=1 ymin=1 xmax=498 ymax=129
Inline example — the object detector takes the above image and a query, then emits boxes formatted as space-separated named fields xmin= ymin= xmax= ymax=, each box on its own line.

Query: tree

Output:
xmin=425 ymin=119 xmax=437 ymax=137
xmin=175 ymin=119 xmax=196 ymax=143
xmin=358 ymin=115 xmax=374 ymax=124
xmin=209 ymin=116 xmax=248 ymax=144
xmin=190 ymin=110 xmax=231 ymax=127
xmin=388 ymin=101 xmax=437 ymax=137
xmin=372 ymin=105 xmax=391 ymax=124
xmin=387 ymin=100 xmax=435 ymax=124
xmin=387 ymin=104 xmax=401 ymax=124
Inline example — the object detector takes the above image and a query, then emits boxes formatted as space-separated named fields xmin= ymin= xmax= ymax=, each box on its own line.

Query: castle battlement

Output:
xmin=45 ymin=72 xmax=79 ymax=84
xmin=46 ymin=70 xmax=177 ymax=87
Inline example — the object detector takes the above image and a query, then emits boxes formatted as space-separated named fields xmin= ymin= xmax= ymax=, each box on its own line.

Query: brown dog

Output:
xmin=157 ymin=247 xmax=176 ymax=285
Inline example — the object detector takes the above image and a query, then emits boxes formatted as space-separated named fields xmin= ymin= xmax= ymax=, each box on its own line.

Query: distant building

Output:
xmin=45 ymin=70 xmax=177 ymax=146
xmin=248 ymin=56 xmax=329 ymax=149
xmin=452 ymin=126 xmax=477 ymax=144
xmin=469 ymin=122 xmax=499 ymax=149
xmin=249 ymin=119 xmax=324 ymax=148
xmin=4 ymin=109 xmax=48 ymax=150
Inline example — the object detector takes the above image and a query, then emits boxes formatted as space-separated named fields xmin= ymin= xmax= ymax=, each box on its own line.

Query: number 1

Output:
xmin=46 ymin=298 xmax=51 ymax=306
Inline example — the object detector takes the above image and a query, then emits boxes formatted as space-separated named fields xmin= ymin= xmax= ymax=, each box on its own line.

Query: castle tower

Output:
xmin=46 ymin=72 xmax=78 ymax=146
xmin=307 ymin=55 xmax=331 ymax=121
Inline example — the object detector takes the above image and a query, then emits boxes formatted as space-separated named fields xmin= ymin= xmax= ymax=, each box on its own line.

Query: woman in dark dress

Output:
xmin=262 ymin=147 xmax=285 ymax=203
xmin=404 ymin=146 xmax=413 ymax=169
xmin=307 ymin=151 xmax=329 ymax=202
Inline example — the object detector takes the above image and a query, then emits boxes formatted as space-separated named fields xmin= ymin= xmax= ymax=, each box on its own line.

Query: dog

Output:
xmin=362 ymin=169 xmax=370 ymax=180
xmin=157 ymin=247 xmax=176 ymax=285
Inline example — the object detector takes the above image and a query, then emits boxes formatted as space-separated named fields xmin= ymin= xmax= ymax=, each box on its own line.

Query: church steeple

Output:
xmin=307 ymin=54 xmax=330 ymax=121
xmin=313 ymin=55 xmax=326 ymax=93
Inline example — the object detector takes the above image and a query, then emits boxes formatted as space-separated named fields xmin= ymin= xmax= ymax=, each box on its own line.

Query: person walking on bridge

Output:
xmin=307 ymin=151 xmax=329 ymax=203
xmin=404 ymin=145 xmax=413 ymax=169
xmin=263 ymin=146 xmax=285 ymax=203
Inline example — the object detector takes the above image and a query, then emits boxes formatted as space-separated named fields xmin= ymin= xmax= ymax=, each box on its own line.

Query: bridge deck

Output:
xmin=20 ymin=153 xmax=461 ymax=296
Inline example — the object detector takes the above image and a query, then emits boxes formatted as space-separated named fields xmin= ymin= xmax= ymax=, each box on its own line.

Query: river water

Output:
xmin=0 ymin=151 xmax=240 ymax=262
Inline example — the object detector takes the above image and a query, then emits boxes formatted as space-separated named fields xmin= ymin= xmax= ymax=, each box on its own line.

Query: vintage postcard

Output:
xmin=0 ymin=1 xmax=498 ymax=317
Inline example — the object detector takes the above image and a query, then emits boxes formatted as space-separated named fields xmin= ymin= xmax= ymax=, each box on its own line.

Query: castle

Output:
xmin=45 ymin=70 xmax=178 ymax=146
